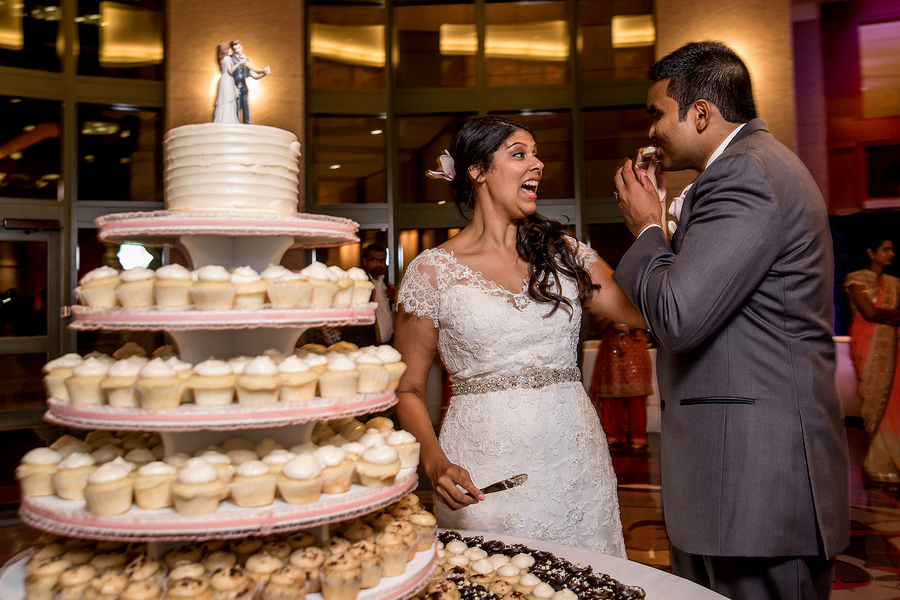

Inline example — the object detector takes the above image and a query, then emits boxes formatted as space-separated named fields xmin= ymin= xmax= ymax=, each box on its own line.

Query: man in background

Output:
xmin=341 ymin=243 xmax=395 ymax=347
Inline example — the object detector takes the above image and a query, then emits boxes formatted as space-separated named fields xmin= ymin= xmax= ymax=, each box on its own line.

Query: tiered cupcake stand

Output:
xmin=0 ymin=211 xmax=437 ymax=600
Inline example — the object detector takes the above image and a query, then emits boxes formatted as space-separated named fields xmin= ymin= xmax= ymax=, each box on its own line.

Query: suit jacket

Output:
xmin=615 ymin=119 xmax=850 ymax=558
xmin=232 ymin=54 xmax=247 ymax=89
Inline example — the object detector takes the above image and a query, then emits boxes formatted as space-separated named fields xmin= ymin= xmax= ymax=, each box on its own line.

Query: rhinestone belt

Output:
xmin=451 ymin=366 xmax=582 ymax=396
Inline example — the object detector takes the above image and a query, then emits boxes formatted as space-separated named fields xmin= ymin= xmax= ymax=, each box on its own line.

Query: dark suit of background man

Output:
xmin=230 ymin=39 xmax=269 ymax=124
xmin=613 ymin=41 xmax=850 ymax=600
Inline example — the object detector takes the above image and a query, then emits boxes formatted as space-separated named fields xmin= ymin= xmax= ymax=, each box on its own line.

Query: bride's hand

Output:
xmin=428 ymin=461 xmax=484 ymax=510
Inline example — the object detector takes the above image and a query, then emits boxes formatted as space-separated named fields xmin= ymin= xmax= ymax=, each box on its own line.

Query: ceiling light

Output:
xmin=370 ymin=129 xmax=383 ymax=135
xmin=330 ymin=164 xmax=341 ymax=170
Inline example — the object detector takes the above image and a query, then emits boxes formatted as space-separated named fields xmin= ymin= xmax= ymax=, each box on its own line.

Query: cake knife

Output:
xmin=467 ymin=474 xmax=528 ymax=496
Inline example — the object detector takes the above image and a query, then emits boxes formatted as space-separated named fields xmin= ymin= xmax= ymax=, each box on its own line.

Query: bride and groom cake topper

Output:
xmin=213 ymin=40 xmax=270 ymax=124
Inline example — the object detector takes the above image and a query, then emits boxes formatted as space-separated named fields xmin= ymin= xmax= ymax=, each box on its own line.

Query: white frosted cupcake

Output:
xmin=230 ymin=460 xmax=277 ymax=507
xmin=153 ymin=263 xmax=193 ymax=309
xmin=189 ymin=265 xmax=236 ymax=310
xmin=235 ymin=356 xmax=280 ymax=407
xmin=16 ymin=447 xmax=61 ymax=497
xmin=347 ymin=267 xmax=374 ymax=305
xmin=278 ymin=355 xmax=318 ymax=403
xmin=75 ymin=266 xmax=120 ymax=308
xmin=83 ymin=458 xmax=135 ymax=516
xmin=65 ymin=357 xmax=110 ymax=407
xmin=52 ymin=452 xmax=97 ymax=500
xmin=314 ymin=446 xmax=355 ymax=494
xmin=133 ymin=461 xmax=177 ymax=510
xmin=115 ymin=267 xmax=156 ymax=308
xmin=328 ymin=266 xmax=355 ymax=308
xmin=100 ymin=357 xmax=145 ymax=408
xmin=254 ymin=438 xmax=285 ymax=457
xmin=267 ymin=271 xmax=313 ymax=308
xmin=317 ymin=355 xmax=359 ymax=400
xmin=123 ymin=448 xmax=156 ymax=470
xmin=300 ymin=262 xmax=340 ymax=308
xmin=355 ymin=445 xmax=401 ymax=488
xmin=262 ymin=449 xmax=296 ymax=476
xmin=375 ymin=346 xmax=407 ymax=389
xmin=43 ymin=353 xmax=84 ymax=401
xmin=278 ymin=455 xmax=323 ymax=505
xmin=195 ymin=450 xmax=235 ymax=483
xmin=135 ymin=358 xmax=186 ymax=411
xmin=299 ymin=351 xmax=328 ymax=374
xmin=260 ymin=264 xmax=293 ymax=284
xmin=171 ymin=457 xmax=227 ymax=515
xmin=386 ymin=430 xmax=420 ymax=468
xmin=187 ymin=358 xmax=235 ymax=406
xmin=228 ymin=355 xmax=253 ymax=375
xmin=231 ymin=266 xmax=268 ymax=309
xmin=354 ymin=353 xmax=389 ymax=394
xmin=165 ymin=356 xmax=194 ymax=404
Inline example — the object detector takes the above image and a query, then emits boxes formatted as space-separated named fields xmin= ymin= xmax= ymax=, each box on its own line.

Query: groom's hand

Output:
xmin=615 ymin=158 xmax=664 ymax=238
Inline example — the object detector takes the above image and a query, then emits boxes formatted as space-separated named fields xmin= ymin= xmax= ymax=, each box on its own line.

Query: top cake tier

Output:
xmin=164 ymin=124 xmax=302 ymax=212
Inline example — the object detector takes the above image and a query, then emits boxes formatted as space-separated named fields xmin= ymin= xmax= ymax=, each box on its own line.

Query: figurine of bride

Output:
xmin=213 ymin=43 xmax=245 ymax=124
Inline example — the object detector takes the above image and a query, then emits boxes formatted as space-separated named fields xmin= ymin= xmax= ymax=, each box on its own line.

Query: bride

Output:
xmin=393 ymin=116 xmax=646 ymax=555
xmin=213 ymin=43 xmax=246 ymax=124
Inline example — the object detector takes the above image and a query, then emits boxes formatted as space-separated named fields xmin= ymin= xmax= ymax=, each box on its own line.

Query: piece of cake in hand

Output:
xmin=171 ymin=457 xmax=227 ymax=516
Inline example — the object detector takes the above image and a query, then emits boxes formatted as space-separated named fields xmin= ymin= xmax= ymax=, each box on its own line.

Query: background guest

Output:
xmin=341 ymin=243 xmax=395 ymax=347
xmin=845 ymin=236 xmax=900 ymax=482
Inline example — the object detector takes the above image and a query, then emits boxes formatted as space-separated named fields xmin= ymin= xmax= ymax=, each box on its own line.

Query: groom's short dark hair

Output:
xmin=230 ymin=39 xmax=242 ymax=50
xmin=650 ymin=41 xmax=757 ymax=124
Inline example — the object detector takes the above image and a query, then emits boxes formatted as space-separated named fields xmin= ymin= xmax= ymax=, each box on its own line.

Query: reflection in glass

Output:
xmin=579 ymin=0 xmax=655 ymax=83
xmin=485 ymin=1 xmax=569 ymax=86
xmin=77 ymin=229 xmax=163 ymax=282
xmin=0 ymin=353 xmax=48 ymax=410
xmin=859 ymin=20 xmax=900 ymax=118
xmin=583 ymin=107 xmax=648 ymax=199
xmin=0 ymin=242 xmax=48 ymax=337
xmin=311 ymin=116 xmax=387 ymax=204
xmin=78 ymin=104 xmax=162 ymax=202
xmin=77 ymin=0 xmax=164 ymax=79
xmin=309 ymin=4 xmax=385 ymax=89
xmin=398 ymin=227 xmax=461 ymax=276
xmin=395 ymin=2 xmax=475 ymax=88
xmin=0 ymin=96 xmax=61 ymax=200
xmin=0 ymin=0 xmax=61 ymax=71
xmin=492 ymin=111 xmax=573 ymax=199
xmin=398 ymin=114 xmax=470 ymax=203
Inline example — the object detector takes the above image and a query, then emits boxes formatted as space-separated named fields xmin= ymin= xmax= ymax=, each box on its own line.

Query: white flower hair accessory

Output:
xmin=426 ymin=149 xmax=456 ymax=182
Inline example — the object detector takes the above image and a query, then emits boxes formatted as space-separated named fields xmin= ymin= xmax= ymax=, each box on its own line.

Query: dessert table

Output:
xmin=453 ymin=530 xmax=728 ymax=600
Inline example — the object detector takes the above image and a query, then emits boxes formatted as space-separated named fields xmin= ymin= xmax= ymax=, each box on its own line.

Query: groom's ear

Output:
xmin=694 ymin=99 xmax=712 ymax=133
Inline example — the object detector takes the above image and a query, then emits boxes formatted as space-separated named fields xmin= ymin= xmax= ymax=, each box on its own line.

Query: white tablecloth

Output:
xmin=451 ymin=530 xmax=728 ymax=600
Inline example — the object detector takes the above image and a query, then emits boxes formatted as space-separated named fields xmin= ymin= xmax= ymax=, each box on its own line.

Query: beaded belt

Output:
xmin=450 ymin=366 xmax=582 ymax=396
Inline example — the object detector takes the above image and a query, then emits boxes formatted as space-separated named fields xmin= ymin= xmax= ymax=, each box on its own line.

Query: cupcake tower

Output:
xmin=3 ymin=212 xmax=436 ymax=600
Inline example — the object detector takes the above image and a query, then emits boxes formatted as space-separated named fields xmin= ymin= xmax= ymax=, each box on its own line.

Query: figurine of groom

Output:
xmin=230 ymin=39 xmax=270 ymax=124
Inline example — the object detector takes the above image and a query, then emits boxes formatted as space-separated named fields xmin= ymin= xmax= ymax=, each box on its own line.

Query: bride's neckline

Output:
xmin=432 ymin=247 xmax=528 ymax=298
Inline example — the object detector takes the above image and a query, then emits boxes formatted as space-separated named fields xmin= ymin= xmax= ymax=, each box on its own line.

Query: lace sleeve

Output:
xmin=569 ymin=236 xmax=599 ymax=271
xmin=396 ymin=251 xmax=441 ymax=328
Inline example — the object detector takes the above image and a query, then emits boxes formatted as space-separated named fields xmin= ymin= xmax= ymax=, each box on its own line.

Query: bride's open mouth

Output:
xmin=521 ymin=179 xmax=539 ymax=198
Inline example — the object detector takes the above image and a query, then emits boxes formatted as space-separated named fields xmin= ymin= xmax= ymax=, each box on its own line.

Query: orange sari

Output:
xmin=846 ymin=269 xmax=900 ymax=481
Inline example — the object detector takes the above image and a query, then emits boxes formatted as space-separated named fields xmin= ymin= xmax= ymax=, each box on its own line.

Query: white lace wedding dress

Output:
xmin=397 ymin=245 xmax=625 ymax=556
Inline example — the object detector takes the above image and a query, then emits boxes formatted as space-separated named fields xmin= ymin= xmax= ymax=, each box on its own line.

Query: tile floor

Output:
xmin=1 ymin=423 xmax=898 ymax=599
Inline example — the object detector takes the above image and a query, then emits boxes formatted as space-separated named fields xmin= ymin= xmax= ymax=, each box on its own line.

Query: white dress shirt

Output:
xmin=372 ymin=275 xmax=393 ymax=343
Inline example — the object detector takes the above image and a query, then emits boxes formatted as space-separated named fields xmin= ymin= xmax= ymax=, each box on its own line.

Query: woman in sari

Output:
xmin=846 ymin=237 xmax=900 ymax=482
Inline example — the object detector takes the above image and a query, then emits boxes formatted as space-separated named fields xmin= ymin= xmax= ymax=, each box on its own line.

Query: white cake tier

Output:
xmin=44 ymin=389 xmax=397 ymax=432
xmin=18 ymin=468 xmax=417 ymax=542
xmin=0 ymin=538 xmax=437 ymax=600
xmin=164 ymin=123 xmax=302 ymax=212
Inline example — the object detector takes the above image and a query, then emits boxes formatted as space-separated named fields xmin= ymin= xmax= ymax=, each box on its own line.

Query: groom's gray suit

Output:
xmin=615 ymin=119 xmax=849 ymax=561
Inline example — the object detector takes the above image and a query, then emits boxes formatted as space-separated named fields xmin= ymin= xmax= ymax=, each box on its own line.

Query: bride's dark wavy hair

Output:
xmin=446 ymin=116 xmax=597 ymax=316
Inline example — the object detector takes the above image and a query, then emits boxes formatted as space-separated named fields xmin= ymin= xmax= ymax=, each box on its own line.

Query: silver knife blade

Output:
xmin=480 ymin=474 xmax=528 ymax=495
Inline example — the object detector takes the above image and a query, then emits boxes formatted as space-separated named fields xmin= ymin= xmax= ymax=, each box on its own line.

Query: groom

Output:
xmin=230 ymin=39 xmax=270 ymax=124
xmin=613 ymin=42 xmax=849 ymax=599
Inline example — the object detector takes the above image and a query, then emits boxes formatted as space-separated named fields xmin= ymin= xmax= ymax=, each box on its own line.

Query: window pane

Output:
xmin=485 ymin=1 xmax=569 ymax=86
xmin=0 ymin=241 xmax=48 ymax=337
xmin=77 ymin=104 xmax=163 ymax=202
xmin=398 ymin=114 xmax=470 ymax=203
xmin=309 ymin=4 xmax=385 ymax=89
xmin=583 ymin=107 xmax=647 ymax=199
xmin=0 ymin=0 xmax=61 ymax=71
xmin=0 ymin=353 xmax=48 ymax=410
xmin=395 ymin=2 xmax=475 ymax=88
xmin=76 ymin=229 xmax=166 ymax=354
xmin=579 ymin=0 xmax=655 ymax=83
xmin=0 ymin=96 xmax=61 ymax=200
xmin=311 ymin=116 xmax=387 ymax=204
xmin=76 ymin=0 xmax=164 ymax=80
xmin=859 ymin=20 xmax=900 ymax=118
xmin=492 ymin=111 xmax=573 ymax=199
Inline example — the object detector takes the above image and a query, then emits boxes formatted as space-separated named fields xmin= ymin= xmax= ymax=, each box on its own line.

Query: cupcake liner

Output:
xmin=276 ymin=474 xmax=323 ymax=505
xmin=309 ymin=280 xmax=340 ymax=308
xmin=75 ymin=277 xmax=120 ymax=308
xmin=84 ymin=478 xmax=134 ymax=517
xmin=52 ymin=465 xmax=96 ymax=501
xmin=230 ymin=475 xmax=277 ymax=507
xmin=115 ymin=280 xmax=156 ymax=308
xmin=133 ymin=474 xmax=176 ymax=510
xmin=317 ymin=371 xmax=359 ymax=400
xmin=154 ymin=280 xmax=193 ymax=309
xmin=189 ymin=284 xmax=236 ymax=310
xmin=357 ymin=365 xmax=390 ymax=394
